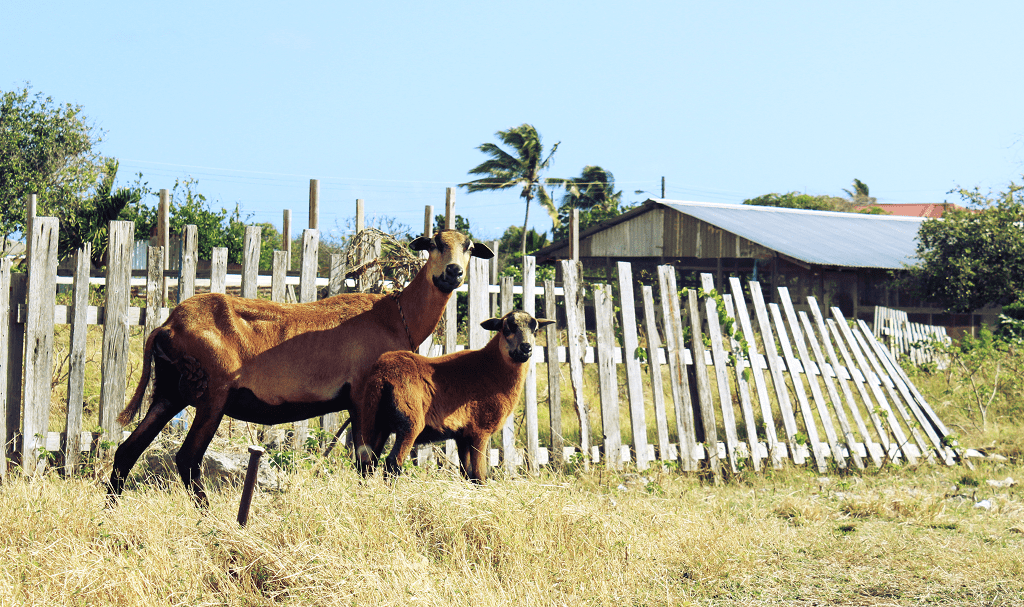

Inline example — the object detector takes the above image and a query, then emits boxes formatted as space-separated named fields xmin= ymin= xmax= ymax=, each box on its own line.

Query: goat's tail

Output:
xmin=116 ymin=328 xmax=161 ymax=426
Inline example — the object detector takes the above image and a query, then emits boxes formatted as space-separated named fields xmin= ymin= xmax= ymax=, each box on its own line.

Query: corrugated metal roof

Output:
xmin=653 ymin=199 xmax=927 ymax=269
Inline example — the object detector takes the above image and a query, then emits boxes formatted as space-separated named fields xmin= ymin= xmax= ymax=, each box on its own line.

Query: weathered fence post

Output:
xmin=99 ymin=220 xmax=134 ymax=441
xmin=560 ymin=260 xmax=590 ymax=467
xmin=22 ymin=216 xmax=59 ymax=472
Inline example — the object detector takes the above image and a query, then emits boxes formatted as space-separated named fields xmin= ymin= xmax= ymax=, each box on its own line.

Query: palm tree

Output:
xmin=843 ymin=179 xmax=877 ymax=205
xmin=460 ymin=124 xmax=560 ymax=260
xmin=551 ymin=166 xmax=623 ymax=240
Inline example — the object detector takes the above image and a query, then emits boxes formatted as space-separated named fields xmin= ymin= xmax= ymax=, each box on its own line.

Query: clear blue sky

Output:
xmin=4 ymin=1 xmax=1022 ymax=243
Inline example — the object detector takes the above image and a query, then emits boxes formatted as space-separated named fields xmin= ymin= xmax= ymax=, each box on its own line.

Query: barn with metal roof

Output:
xmin=535 ymin=199 xmax=987 ymax=331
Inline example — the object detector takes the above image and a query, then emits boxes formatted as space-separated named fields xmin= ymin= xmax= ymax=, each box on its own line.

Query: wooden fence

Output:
xmin=873 ymin=306 xmax=951 ymax=367
xmin=1 ymin=215 xmax=963 ymax=481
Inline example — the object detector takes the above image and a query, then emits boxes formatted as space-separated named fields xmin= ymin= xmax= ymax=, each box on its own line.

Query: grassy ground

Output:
xmin=1 ymin=432 xmax=1022 ymax=606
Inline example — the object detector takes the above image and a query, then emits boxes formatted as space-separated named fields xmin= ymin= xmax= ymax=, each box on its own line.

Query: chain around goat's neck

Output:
xmin=388 ymin=291 xmax=416 ymax=351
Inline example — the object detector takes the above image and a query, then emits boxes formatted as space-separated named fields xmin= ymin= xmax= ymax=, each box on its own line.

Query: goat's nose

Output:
xmin=519 ymin=343 xmax=532 ymax=356
xmin=444 ymin=264 xmax=463 ymax=281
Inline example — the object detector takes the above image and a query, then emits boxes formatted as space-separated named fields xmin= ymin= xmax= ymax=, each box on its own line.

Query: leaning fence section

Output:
xmin=1 ymin=213 xmax=963 ymax=481
xmin=873 ymin=305 xmax=951 ymax=367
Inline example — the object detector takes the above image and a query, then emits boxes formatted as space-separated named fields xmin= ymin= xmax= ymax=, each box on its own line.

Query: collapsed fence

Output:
xmin=1 ymin=208 xmax=964 ymax=482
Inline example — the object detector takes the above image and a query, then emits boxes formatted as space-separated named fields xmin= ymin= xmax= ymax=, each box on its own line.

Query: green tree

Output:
xmin=57 ymin=159 xmax=144 ymax=265
xmin=551 ymin=165 xmax=627 ymax=241
xmin=903 ymin=181 xmax=1024 ymax=313
xmin=743 ymin=191 xmax=854 ymax=212
xmin=460 ymin=124 xmax=560 ymax=261
xmin=0 ymin=85 xmax=107 ymax=254
xmin=496 ymin=225 xmax=550 ymax=279
xmin=744 ymin=181 xmax=888 ymax=214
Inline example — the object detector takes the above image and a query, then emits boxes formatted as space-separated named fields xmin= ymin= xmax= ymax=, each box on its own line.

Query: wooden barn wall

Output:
xmin=661 ymin=211 xmax=773 ymax=259
xmin=585 ymin=208 xmax=665 ymax=258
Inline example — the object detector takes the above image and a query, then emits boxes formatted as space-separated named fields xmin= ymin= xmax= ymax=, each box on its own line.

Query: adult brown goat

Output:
xmin=108 ymin=230 xmax=493 ymax=506
xmin=355 ymin=310 xmax=554 ymax=482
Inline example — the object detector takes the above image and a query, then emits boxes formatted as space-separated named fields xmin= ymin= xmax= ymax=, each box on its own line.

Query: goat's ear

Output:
xmin=534 ymin=318 xmax=556 ymax=330
xmin=410 ymin=236 xmax=433 ymax=251
xmin=480 ymin=317 xmax=503 ymax=331
xmin=470 ymin=242 xmax=494 ymax=259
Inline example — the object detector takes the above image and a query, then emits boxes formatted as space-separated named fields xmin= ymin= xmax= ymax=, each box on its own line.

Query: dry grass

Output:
xmin=2 ymin=448 xmax=1022 ymax=606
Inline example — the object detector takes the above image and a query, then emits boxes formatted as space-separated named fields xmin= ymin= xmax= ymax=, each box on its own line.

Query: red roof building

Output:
xmin=856 ymin=203 xmax=968 ymax=218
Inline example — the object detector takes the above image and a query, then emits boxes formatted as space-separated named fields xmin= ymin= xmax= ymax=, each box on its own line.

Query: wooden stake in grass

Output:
xmin=237 ymin=446 xmax=265 ymax=527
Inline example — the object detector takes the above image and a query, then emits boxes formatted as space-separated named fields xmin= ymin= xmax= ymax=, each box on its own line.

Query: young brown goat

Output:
xmin=356 ymin=310 xmax=554 ymax=482
xmin=108 ymin=230 xmax=493 ymax=506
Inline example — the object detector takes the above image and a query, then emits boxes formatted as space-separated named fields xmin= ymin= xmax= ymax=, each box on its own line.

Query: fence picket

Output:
xmin=521 ymin=257 xmax=539 ymax=472
xmin=241 ymin=226 xmax=261 ymax=299
xmin=141 ymin=246 xmax=165 ymax=420
xmin=617 ymin=263 xmax=649 ymax=470
xmin=179 ymin=225 xmax=198 ymax=303
xmin=594 ymin=284 xmax=622 ymax=469
xmin=99 ymin=221 xmax=133 ymax=440
xmin=210 ymin=248 xmax=227 ymax=294
xmin=271 ymin=251 xmax=288 ymax=303
xmin=544 ymin=279 xmax=563 ymax=466
xmin=748 ymin=281 xmax=802 ymax=464
xmin=658 ymin=266 xmax=697 ymax=470
xmin=721 ymin=294 xmax=762 ymax=471
xmin=700 ymin=274 xmax=739 ymax=473
xmin=499 ymin=277 xmax=517 ymax=471
xmin=0 ymin=258 xmax=10 ymax=480
xmin=640 ymin=285 xmax=672 ymax=463
xmin=685 ymin=289 xmax=721 ymax=481
xmin=561 ymin=260 xmax=590 ymax=466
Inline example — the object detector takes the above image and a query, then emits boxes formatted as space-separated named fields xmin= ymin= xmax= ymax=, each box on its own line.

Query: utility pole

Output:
xmin=661 ymin=176 xmax=665 ymax=198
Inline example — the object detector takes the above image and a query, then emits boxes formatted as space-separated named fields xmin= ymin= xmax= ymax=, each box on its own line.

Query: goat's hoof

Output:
xmin=382 ymin=460 xmax=402 ymax=479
